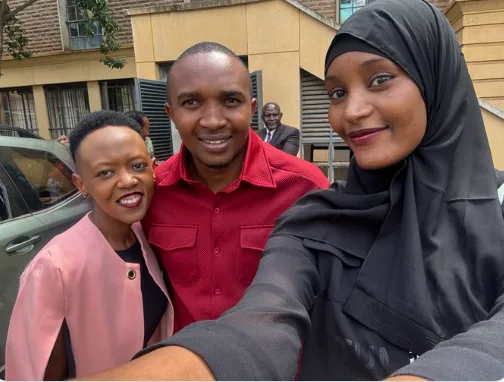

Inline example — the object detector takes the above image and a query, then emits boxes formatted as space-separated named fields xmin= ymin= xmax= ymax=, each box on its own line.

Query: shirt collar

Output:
xmin=157 ymin=129 xmax=276 ymax=189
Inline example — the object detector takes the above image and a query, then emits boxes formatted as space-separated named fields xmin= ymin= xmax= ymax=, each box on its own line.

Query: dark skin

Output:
xmin=261 ymin=102 xmax=283 ymax=131
xmin=164 ymin=51 xmax=257 ymax=193
xmin=44 ymin=125 xmax=154 ymax=380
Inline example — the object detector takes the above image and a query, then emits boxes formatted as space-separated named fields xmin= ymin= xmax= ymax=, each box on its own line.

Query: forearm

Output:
xmin=76 ymin=346 xmax=214 ymax=381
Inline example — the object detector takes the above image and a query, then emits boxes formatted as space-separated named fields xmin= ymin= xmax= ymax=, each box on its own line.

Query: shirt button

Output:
xmin=214 ymin=208 xmax=220 ymax=214
xmin=215 ymin=289 xmax=221 ymax=295
xmin=213 ymin=247 xmax=220 ymax=254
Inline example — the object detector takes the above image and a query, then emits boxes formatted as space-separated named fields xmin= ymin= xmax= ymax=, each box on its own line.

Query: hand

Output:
xmin=57 ymin=135 xmax=69 ymax=144
xmin=386 ymin=375 xmax=428 ymax=381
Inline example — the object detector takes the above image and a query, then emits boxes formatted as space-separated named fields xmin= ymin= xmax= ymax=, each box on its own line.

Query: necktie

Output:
xmin=266 ymin=131 xmax=272 ymax=143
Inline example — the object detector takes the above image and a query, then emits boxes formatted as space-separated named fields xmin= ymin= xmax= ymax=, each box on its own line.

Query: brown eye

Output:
xmin=371 ymin=74 xmax=393 ymax=87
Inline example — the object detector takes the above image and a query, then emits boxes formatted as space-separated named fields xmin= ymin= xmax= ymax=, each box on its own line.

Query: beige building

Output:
xmin=1 ymin=0 xmax=503 ymax=170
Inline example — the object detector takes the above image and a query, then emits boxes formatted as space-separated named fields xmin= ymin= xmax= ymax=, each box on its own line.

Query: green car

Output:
xmin=0 ymin=131 xmax=92 ymax=378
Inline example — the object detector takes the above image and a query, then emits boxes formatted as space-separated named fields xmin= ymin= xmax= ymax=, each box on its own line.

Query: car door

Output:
xmin=0 ymin=138 xmax=91 ymax=375
xmin=0 ymin=166 xmax=49 ymax=375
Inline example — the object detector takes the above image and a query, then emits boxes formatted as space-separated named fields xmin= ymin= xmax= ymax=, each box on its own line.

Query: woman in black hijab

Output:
xmin=82 ymin=0 xmax=504 ymax=380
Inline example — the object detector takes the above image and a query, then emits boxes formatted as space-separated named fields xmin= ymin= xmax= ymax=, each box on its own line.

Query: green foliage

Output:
xmin=4 ymin=16 xmax=31 ymax=60
xmin=75 ymin=0 xmax=125 ymax=69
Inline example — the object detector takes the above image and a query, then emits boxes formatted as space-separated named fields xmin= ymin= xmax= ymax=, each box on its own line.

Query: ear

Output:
xmin=72 ymin=173 xmax=89 ymax=198
xmin=165 ymin=103 xmax=177 ymax=131
xmin=251 ymin=98 xmax=258 ymax=119
xmin=165 ymin=103 xmax=173 ymax=119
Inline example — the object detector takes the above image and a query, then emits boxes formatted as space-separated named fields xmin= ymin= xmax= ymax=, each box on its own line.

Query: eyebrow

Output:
xmin=176 ymin=89 xmax=246 ymax=101
xmin=361 ymin=56 xmax=387 ymax=68
xmin=325 ymin=56 xmax=389 ymax=83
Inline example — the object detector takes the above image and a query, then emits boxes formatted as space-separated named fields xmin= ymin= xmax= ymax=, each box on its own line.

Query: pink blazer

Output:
xmin=5 ymin=214 xmax=174 ymax=380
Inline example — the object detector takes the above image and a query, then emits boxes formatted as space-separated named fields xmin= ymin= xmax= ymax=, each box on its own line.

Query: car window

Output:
xmin=0 ymin=166 xmax=30 ymax=221
xmin=2 ymin=147 xmax=77 ymax=213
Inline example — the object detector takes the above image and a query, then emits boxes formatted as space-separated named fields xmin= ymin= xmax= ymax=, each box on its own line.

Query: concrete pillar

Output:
xmin=33 ymin=85 xmax=51 ymax=139
xmin=87 ymin=81 xmax=102 ymax=112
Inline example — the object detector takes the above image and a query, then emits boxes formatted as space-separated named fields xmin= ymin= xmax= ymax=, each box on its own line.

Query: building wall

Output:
xmin=482 ymin=106 xmax=504 ymax=168
xmin=447 ymin=0 xmax=504 ymax=110
xmin=130 ymin=0 xmax=337 ymax=130
xmin=10 ymin=0 xmax=62 ymax=55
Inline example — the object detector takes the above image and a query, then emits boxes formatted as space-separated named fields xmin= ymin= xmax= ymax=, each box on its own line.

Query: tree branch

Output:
xmin=1 ymin=0 xmax=10 ymax=20
xmin=5 ymin=0 xmax=39 ymax=21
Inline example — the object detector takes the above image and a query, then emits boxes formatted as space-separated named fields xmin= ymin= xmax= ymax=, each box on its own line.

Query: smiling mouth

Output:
xmin=347 ymin=127 xmax=387 ymax=138
xmin=116 ymin=192 xmax=143 ymax=208
xmin=201 ymin=138 xmax=230 ymax=145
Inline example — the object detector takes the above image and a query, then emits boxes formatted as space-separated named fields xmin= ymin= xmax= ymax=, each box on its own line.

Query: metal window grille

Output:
xmin=66 ymin=0 xmax=102 ymax=50
xmin=45 ymin=84 xmax=90 ymax=139
xmin=0 ymin=88 xmax=38 ymax=134
xmin=339 ymin=0 xmax=376 ymax=23
xmin=100 ymin=79 xmax=136 ymax=112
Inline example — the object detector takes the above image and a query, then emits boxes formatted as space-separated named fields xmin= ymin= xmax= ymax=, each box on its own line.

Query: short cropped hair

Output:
xmin=124 ymin=110 xmax=147 ymax=128
xmin=70 ymin=110 xmax=142 ymax=162
xmin=166 ymin=41 xmax=251 ymax=104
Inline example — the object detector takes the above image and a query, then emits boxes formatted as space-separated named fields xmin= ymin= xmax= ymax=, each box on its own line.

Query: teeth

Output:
xmin=118 ymin=194 xmax=141 ymax=205
xmin=203 ymin=139 xmax=227 ymax=145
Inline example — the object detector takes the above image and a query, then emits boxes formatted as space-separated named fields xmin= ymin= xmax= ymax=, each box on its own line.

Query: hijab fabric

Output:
xmin=273 ymin=0 xmax=504 ymax=354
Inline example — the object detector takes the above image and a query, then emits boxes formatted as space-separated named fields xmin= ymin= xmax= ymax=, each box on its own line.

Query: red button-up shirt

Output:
xmin=142 ymin=130 xmax=329 ymax=332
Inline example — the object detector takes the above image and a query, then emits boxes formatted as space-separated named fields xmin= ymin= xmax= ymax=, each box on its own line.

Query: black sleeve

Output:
xmin=134 ymin=235 xmax=319 ymax=380
xmin=391 ymin=286 xmax=504 ymax=380
xmin=282 ymin=129 xmax=300 ymax=156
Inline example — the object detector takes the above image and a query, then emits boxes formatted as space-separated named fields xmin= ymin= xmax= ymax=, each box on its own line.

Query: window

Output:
xmin=67 ymin=0 xmax=102 ymax=50
xmin=0 ymin=167 xmax=30 ymax=221
xmin=100 ymin=79 xmax=136 ymax=112
xmin=45 ymin=83 xmax=90 ymax=139
xmin=0 ymin=88 xmax=38 ymax=135
xmin=2 ymin=147 xmax=77 ymax=213
xmin=339 ymin=0 xmax=377 ymax=23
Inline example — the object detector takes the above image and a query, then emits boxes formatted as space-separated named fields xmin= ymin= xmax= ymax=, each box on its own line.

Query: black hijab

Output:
xmin=273 ymin=0 xmax=504 ymax=354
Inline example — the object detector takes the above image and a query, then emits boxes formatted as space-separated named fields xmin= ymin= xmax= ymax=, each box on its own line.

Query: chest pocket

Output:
xmin=149 ymin=225 xmax=198 ymax=283
xmin=239 ymin=225 xmax=274 ymax=286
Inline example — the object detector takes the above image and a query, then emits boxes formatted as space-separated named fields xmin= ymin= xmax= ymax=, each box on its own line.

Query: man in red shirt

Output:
xmin=142 ymin=42 xmax=329 ymax=333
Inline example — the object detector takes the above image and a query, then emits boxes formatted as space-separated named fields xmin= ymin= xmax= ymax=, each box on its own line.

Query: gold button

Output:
xmin=127 ymin=269 xmax=136 ymax=280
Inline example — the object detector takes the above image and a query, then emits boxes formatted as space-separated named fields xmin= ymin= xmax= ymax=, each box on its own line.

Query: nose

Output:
xmin=343 ymin=90 xmax=373 ymax=125
xmin=117 ymin=169 xmax=138 ymax=189
xmin=200 ymin=102 xmax=227 ymax=130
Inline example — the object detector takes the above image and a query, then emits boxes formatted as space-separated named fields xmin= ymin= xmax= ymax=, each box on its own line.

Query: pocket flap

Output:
xmin=303 ymin=238 xmax=363 ymax=267
xmin=149 ymin=225 xmax=197 ymax=251
xmin=240 ymin=225 xmax=275 ymax=251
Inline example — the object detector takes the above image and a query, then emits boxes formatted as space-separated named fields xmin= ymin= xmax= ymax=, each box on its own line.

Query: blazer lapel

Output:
xmin=269 ymin=125 xmax=284 ymax=147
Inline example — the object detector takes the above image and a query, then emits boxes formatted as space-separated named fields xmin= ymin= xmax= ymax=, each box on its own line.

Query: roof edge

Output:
xmin=479 ymin=98 xmax=504 ymax=121
xmin=125 ymin=0 xmax=339 ymax=30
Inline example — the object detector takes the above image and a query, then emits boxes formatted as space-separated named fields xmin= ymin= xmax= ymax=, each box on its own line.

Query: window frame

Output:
xmin=66 ymin=0 xmax=103 ymax=51
xmin=45 ymin=83 xmax=90 ymax=139
xmin=1 ymin=147 xmax=78 ymax=215
xmin=339 ymin=0 xmax=376 ymax=23
xmin=0 ymin=87 xmax=38 ymax=135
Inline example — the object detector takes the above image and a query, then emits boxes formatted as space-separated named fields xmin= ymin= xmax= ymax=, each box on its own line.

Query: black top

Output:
xmin=116 ymin=240 xmax=167 ymax=347
xmin=135 ymin=0 xmax=504 ymax=380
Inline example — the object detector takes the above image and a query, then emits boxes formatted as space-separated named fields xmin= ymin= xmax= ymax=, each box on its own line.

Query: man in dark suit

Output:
xmin=257 ymin=102 xmax=300 ymax=155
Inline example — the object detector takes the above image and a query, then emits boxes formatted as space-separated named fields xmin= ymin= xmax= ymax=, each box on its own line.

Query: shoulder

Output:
xmin=264 ymin=144 xmax=329 ymax=188
xmin=282 ymin=125 xmax=299 ymax=135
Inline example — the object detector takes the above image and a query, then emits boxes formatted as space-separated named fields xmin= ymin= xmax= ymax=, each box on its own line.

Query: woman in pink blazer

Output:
xmin=5 ymin=110 xmax=174 ymax=380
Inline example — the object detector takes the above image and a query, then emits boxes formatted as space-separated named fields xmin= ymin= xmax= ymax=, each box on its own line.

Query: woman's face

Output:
xmin=72 ymin=125 xmax=154 ymax=227
xmin=325 ymin=51 xmax=427 ymax=170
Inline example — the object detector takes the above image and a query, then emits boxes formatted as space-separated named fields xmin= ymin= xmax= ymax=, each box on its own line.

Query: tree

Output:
xmin=0 ymin=0 xmax=124 ymax=76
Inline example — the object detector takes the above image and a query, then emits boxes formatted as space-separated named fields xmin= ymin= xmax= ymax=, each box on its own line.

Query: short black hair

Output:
xmin=166 ymin=41 xmax=252 ymax=104
xmin=124 ymin=110 xmax=147 ymax=128
xmin=70 ymin=110 xmax=142 ymax=162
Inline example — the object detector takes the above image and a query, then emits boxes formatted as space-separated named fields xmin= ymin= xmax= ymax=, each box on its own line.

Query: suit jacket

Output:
xmin=257 ymin=124 xmax=300 ymax=156
xmin=6 ymin=213 xmax=174 ymax=380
